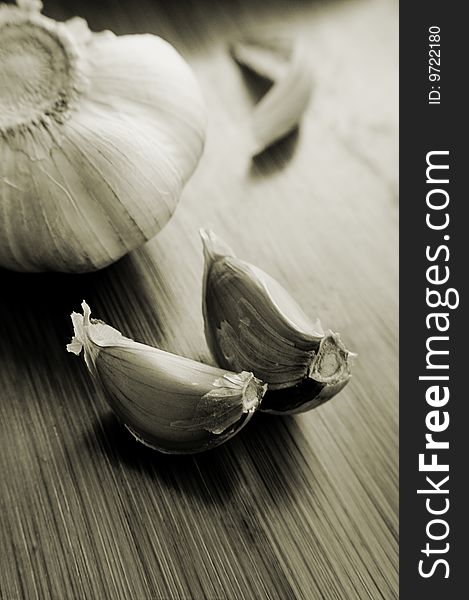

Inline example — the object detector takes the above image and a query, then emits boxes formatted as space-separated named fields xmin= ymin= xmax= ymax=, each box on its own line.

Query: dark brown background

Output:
xmin=0 ymin=0 xmax=398 ymax=598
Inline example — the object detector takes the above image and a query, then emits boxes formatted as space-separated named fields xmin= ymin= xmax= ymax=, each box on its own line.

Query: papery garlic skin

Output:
xmin=201 ymin=230 xmax=354 ymax=414
xmin=0 ymin=1 xmax=206 ymax=272
xmin=67 ymin=302 xmax=265 ymax=454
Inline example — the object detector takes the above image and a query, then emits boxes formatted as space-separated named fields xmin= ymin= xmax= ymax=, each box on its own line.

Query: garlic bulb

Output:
xmin=0 ymin=1 xmax=206 ymax=272
xmin=201 ymin=230 xmax=354 ymax=414
xmin=67 ymin=302 xmax=266 ymax=454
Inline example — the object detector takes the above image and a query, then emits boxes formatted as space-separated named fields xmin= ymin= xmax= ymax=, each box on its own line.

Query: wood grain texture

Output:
xmin=0 ymin=0 xmax=398 ymax=598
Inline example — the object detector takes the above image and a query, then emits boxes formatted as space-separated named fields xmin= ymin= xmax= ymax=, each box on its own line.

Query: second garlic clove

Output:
xmin=201 ymin=230 xmax=355 ymax=414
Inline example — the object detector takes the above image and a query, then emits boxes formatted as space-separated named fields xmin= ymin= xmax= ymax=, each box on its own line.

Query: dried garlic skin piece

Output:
xmin=0 ymin=1 xmax=206 ymax=272
xmin=67 ymin=302 xmax=266 ymax=454
xmin=231 ymin=34 xmax=312 ymax=155
xmin=201 ymin=230 xmax=354 ymax=414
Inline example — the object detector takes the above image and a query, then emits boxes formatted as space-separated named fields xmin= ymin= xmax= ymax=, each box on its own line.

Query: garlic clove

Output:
xmin=202 ymin=229 xmax=324 ymax=388
xmin=0 ymin=1 xmax=206 ymax=272
xmin=201 ymin=229 xmax=324 ymax=349
xmin=231 ymin=34 xmax=312 ymax=155
xmin=201 ymin=230 xmax=354 ymax=414
xmin=67 ymin=302 xmax=266 ymax=454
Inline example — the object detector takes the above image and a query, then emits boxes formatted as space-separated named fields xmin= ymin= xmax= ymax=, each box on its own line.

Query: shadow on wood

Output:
xmin=0 ymin=252 xmax=167 ymax=368
xmin=82 ymin=409 xmax=311 ymax=511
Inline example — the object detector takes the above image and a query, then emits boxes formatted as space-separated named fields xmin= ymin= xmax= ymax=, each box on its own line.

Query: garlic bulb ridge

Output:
xmin=0 ymin=1 xmax=206 ymax=272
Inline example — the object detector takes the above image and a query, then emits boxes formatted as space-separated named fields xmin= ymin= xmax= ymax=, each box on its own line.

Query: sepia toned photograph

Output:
xmin=1 ymin=0 xmax=398 ymax=598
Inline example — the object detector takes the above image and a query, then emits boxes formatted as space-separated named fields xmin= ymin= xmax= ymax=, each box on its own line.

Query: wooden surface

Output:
xmin=0 ymin=0 xmax=398 ymax=598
